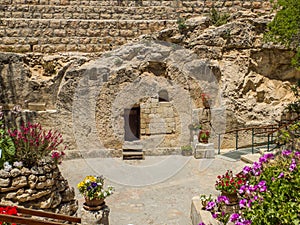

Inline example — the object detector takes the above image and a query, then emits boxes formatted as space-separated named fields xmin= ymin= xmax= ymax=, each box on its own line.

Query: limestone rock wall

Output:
xmin=0 ymin=12 xmax=299 ymax=152
xmin=0 ymin=0 xmax=272 ymax=53
xmin=0 ymin=162 xmax=78 ymax=216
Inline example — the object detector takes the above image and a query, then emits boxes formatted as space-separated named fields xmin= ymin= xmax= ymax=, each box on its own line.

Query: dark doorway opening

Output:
xmin=124 ymin=107 xmax=140 ymax=141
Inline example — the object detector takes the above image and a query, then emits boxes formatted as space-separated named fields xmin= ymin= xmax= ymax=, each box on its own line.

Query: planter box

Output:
xmin=191 ymin=196 xmax=221 ymax=225
xmin=194 ymin=143 xmax=215 ymax=159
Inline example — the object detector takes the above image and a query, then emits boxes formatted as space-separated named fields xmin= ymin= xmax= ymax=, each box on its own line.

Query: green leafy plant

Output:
xmin=264 ymin=0 xmax=300 ymax=69
xmin=237 ymin=151 xmax=300 ymax=225
xmin=0 ymin=106 xmax=16 ymax=169
xmin=181 ymin=145 xmax=192 ymax=156
xmin=77 ymin=175 xmax=114 ymax=200
xmin=177 ymin=17 xmax=187 ymax=32
xmin=189 ymin=123 xmax=202 ymax=131
xmin=200 ymin=194 xmax=213 ymax=209
xmin=209 ymin=7 xmax=229 ymax=27
xmin=198 ymin=130 xmax=210 ymax=143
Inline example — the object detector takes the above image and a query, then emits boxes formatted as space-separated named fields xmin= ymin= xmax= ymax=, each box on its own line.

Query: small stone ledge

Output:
xmin=64 ymin=149 xmax=122 ymax=160
xmin=190 ymin=196 xmax=221 ymax=225
xmin=81 ymin=205 xmax=110 ymax=225
xmin=27 ymin=103 xmax=46 ymax=111
xmin=194 ymin=143 xmax=215 ymax=159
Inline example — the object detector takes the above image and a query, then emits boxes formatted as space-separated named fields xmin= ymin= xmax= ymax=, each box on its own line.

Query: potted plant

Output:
xmin=198 ymin=130 xmax=210 ymax=143
xmin=181 ymin=145 xmax=193 ymax=156
xmin=200 ymin=194 xmax=213 ymax=209
xmin=77 ymin=175 xmax=114 ymax=209
xmin=215 ymin=170 xmax=246 ymax=203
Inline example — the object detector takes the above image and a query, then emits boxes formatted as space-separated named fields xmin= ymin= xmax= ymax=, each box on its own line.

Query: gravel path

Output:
xmin=59 ymin=156 xmax=246 ymax=225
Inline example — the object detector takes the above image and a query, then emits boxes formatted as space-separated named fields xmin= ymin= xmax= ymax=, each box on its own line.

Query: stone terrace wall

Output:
xmin=0 ymin=0 xmax=272 ymax=53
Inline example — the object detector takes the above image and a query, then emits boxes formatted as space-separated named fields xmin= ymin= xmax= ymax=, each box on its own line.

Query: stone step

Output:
xmin=123 ymin=141 xmax=143 ymax=150
xmin=122 ymin=150 xmax=144 ymax=160
xmin=240 ymin=153 xmax=261 ymax=164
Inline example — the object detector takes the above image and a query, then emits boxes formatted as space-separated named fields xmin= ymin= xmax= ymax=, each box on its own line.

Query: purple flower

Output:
xmin=289 ymin=158 xmax=297 ymax=172
xmin=247 ymin=199 xmax=253 ymax=208
xmin=239 ymin=199 xmax=247 ymax=208
xmin=265 ymin=153 xmax=274 ymax=159
xmin=242 ymin=166 xmax=251 ymax=174
xmin=198 ymin=223 xmax=206 ymax=225
xmin=282 ymin=149 xmax=292 ymax=156
xmin=87 ymin=186 xmax=92 ymax=191
xmin=249 ymin=185 xmax=257 ymax=192
xmin=252 ymin=162 xmax=262 ymax=170
xmin=295 ymin=151 xmax=300 ymax=158
xmin=259 ymin=155 xmax=268 ymax=163
xmin=278 ymin=172 xmax=284 ymax=178
xmin=239 ymin=185 xmax=247 ymax=194
xmin=257 ymin=180 xmax=267 ymax=192
xmin=205 ymin=201 xmax=216 ymax=210
xmin=91 ymin=182 xmax=98 ymax=188
xmin=230 ymin=213 xmax=240 ymax=222
xmin=212 ymin=213 xmax=218 ymax=218
xmin=252 ymin=162 xmax=262 ymax=176
xmin=217 ymin=195 xmax=230 ymax=204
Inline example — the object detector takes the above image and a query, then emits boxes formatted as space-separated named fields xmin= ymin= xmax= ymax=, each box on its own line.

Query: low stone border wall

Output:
xmin=0 ymin=161 xmax=78 ymax=216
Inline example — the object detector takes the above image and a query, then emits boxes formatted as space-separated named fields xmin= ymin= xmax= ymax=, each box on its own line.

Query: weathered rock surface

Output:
xmin=0 ymin=12 xmax=299 ymax=151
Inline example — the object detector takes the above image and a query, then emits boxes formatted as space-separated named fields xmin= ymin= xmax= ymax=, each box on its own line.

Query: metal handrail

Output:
xmin=216 ymin=115 xmax=300 ymax=154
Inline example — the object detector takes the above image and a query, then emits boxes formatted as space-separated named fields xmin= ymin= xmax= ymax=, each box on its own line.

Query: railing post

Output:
xmin=218 ymin=134 xmax=221 ymax=154
xmin=235 ymin=130 xmax=238 ymax=150
xmin=267 ymin=134 xmax=270 ymax=151
xmin=252 ymin=128 xmax=254 ymax=154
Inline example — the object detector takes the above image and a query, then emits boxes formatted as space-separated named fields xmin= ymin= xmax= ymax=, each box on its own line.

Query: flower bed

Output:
xmin=197 ymin=149 xmax=299 ymax=225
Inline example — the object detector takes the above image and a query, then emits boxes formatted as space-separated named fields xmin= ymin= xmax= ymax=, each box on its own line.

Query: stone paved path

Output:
xmin=59 ymin=156 xmax=246 ymax=225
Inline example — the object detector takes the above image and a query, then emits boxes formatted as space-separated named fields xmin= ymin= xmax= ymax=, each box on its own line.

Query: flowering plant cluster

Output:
xmin=198 ymin=130 xmax=210 ymax=143
xmin=0 ymin=206 xmax=18 ymax=225
xmin=236 ymin=150 xmax=299 ymax=225
xmin=215 ymin=170 xmax=246 ymax=194
xmin=201 ymin=150 xmax=299 ymax=225
xmin=8 ymin=122 xmax=66 ymax=167
xmin=203 ymin=195 xmax=231 ymax=224
xmin=77 ymin=175 xmax=114 ymax=200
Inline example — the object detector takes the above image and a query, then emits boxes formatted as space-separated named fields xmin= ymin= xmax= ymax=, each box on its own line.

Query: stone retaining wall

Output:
xmin=0 ymin=161 xmax=78 ymax=215
xmin=0 ymin=0 xmax=272 ymax=53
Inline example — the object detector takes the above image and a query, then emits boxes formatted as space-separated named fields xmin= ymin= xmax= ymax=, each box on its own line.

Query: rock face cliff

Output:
xmin=0 ymin=12 xmax=299 ymax=153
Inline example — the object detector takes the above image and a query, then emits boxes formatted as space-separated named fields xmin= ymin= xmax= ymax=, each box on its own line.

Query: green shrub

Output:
xmin=209 ymin=7 xmax=229 ymax=27
xmin=0 ymin=106 xmax=16 ymax=168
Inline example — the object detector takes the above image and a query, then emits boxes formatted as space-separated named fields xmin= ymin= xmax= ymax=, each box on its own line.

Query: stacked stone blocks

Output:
xmin=0 ymin=162 xmax=78 ymax=215
xmin=0 ymin=0 xmax=272 ymax=52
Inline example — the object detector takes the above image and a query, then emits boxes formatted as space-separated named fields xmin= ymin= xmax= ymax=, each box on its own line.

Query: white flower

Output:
xmin=3 ymin=162 xmax=12 ymax=172
xmin=13 ymin=161 xmax=23 ymax=168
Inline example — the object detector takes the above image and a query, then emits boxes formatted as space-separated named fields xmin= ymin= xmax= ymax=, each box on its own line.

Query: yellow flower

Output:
xmin=77 ymin=181 xmax=85 ymax=188
xmin=84 ymin=176 xmax=96 ymax=183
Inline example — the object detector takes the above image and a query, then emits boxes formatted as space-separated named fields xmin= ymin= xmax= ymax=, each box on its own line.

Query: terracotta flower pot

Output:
xmin=84 ymin=197 xmax=105 ymax=207
xmin=221 ymin=191 xmax=238 ymax=204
